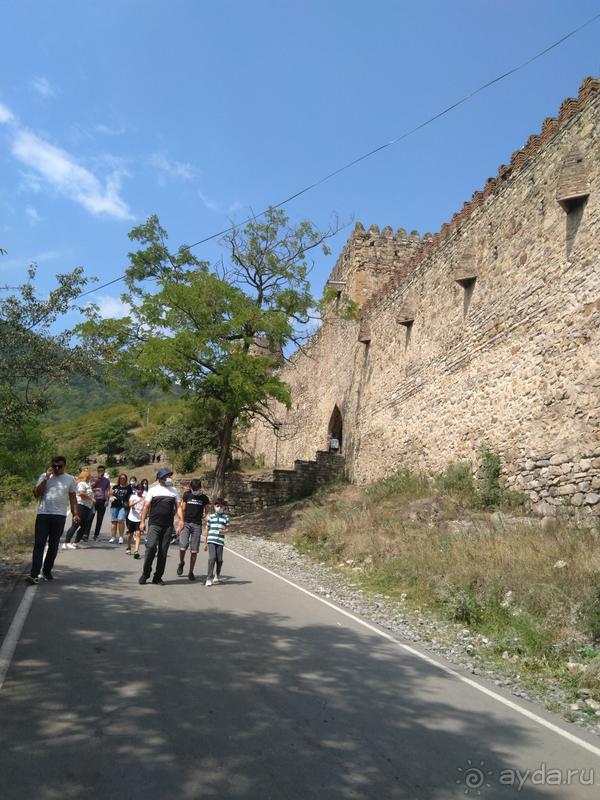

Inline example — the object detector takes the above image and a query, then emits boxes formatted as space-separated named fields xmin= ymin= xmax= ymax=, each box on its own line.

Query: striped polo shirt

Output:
xmin=205 ymin=512 xmax=229 ymax=546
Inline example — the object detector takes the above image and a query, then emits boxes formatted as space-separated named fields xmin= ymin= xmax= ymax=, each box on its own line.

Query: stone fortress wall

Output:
xmin=246 ymin=78 xmax=600 ymax=519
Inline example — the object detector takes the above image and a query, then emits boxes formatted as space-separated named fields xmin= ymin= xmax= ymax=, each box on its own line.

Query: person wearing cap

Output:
xmin=138 ymin=468 xmax=183 ymax=586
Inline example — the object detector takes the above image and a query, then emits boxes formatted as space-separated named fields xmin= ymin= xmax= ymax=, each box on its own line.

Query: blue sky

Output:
xmin=1 ymin=1 xmax=599 ymax=330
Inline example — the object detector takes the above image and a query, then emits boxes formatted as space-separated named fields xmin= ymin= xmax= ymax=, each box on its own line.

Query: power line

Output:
xmin=79 ymin=12 xmax=600 ymax=301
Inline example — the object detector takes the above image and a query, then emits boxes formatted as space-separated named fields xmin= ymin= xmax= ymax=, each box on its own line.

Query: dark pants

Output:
xmin=64 ymin=505 xmax=93 ymax=544
xmin=142 ymin=524 xmax=171 ymax=581
xmin=30 ymin=514 xmax=66 ymax=578
xmin=207 ymin=543 xmax=223 ymax=579
xmin=81 ymin=505 xmax=95 ymax=540
xmin=93 ymin=500 xmax=107 ymax=539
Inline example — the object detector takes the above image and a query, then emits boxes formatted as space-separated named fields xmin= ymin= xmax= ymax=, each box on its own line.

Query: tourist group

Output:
xmin=24 ymin=458 xmax=229 ymax=588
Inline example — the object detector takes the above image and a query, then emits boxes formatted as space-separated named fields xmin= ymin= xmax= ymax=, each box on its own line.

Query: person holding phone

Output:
xmin=25 ymin=457 xmax=78 ymax=585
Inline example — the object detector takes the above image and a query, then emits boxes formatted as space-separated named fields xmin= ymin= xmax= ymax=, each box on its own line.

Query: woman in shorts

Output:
xmin=109 ymin=473 xmax=133 ymax=544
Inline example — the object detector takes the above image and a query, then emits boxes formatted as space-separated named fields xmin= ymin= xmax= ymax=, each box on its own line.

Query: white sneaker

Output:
xmin=118 ymin=537 xmax=124 ymax=544
xmin=109 ymin=537 xmax=116 ymax=543
xmin=205 ymin=579 xmax=212 ymax=586
xmin=61 ymin=543 xmax=68 ymax=550
xmin=67 ymin=543 xmax=77 ymax=550
xmin=213 ymin=576 xmax=220 ymax=584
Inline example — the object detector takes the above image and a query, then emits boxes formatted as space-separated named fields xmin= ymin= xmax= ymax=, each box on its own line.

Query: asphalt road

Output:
xmin=0 ymin=516 xmax=599 ymax=799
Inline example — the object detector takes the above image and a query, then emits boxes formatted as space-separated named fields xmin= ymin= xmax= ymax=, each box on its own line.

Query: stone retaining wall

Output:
xmin=175 ymin=452 xmax=346 ymax=516
xmin=509 ymin=450 xmax=600 ymax=517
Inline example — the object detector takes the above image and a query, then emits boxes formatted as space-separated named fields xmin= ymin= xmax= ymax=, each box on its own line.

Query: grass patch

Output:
xmin=365 ymin=467 xmax=430 ymax=502
xmin=0 ymin=505 xmax=37 ymax=558
xmin=292 ymin=469 xmax=600 ymax=698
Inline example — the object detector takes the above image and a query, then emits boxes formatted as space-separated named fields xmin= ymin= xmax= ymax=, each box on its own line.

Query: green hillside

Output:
xmin=46 ymin=396 xmax=187 ymax=440
xmin=43 ymin=374 xmax=183 ymax=426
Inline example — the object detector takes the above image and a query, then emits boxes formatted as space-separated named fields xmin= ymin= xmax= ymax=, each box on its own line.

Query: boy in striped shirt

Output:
xmin=204 ymin=499 xmax=229 ymax=586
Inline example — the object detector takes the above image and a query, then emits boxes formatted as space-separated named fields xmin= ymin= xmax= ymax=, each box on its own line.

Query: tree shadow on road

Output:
xmin=0 ymin=561 xmax=594 ymax=800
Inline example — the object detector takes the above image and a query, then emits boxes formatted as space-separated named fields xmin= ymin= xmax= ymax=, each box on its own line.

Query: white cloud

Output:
xmin=0 ymin=250 xmax=59 ymax=271
xmin=96 ymin=123 xmax=126 ymax=136
xmin=12 ymin=129 xmax=133 ymax=220
xmin=151 ymin=152 xmax=196 ymax=184
xmin=0 ymin=103 xmax=15 ymax=124
xmin=199 ymin=190 xmax=219 ymax=211
xmin=31 ymin=76 xmax=57 ymax=98
xmin=26 ymin=205 xmax=41 ymax=225
xmin=92 ymin=294 xmax=132 ymax=319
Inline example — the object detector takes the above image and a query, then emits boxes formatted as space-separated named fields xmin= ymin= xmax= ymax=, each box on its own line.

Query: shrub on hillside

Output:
xmin=122 ymin=435 xmax=151 ymax=467
xmin=434 ymin=461 xmax=476 ymax=503
xmin=365 ymin=467 xmax=430 ymax=502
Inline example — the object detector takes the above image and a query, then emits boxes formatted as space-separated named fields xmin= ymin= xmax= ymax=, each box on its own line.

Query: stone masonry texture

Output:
xmin=245 ymin=78 xmax=600 ymax=520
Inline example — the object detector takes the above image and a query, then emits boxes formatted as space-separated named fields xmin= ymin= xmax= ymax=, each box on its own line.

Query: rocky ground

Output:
xmin=227 ymin=529 xmax=600 ymax=737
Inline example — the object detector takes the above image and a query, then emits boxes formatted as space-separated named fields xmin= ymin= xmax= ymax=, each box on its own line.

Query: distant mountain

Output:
xmin=43 ymin=374 xmax=183 ymax=426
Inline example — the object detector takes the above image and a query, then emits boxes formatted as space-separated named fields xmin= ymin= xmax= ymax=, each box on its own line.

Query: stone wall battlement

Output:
xmin=246 ymin=77 xmax=600 ymax=521
xmin=358 ymin=77 xmax=599 ymax=316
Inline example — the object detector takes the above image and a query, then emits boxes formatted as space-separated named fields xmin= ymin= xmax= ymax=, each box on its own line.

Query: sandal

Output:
xmin=133 ymin=552 xmax=140 ymax=559
xmin=126 ymin=549 xmax=132 ymax=555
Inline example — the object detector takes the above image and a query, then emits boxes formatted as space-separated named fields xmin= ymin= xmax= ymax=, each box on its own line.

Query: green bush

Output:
xmin=294 ymin=504 xmax=330 ymax=548
xmin=365 ymin=467 xmax=430 ymax=502
xmin=476 ymin=446 xmax=501 ymax=510
xmin=0 ymin=474 xmax=34 ymax=507
xmin=435 ymin=449 xmax=514 ymax=511
xmin=172 ymin=448 xmax=201 ymax=474
xmin=434 ymin=461 xmax=476 ymax=501
xmin=444 ymin=588 xmax=486 ymax=625
xmin=122 ymin=435 xmax=151 ymax=467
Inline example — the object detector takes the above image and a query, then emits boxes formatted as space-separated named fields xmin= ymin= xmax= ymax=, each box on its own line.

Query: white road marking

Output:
xmin=0 ymin=586 xmax=37 ymax=692
xmin=228 ymin=544 xmax=600 ymax=758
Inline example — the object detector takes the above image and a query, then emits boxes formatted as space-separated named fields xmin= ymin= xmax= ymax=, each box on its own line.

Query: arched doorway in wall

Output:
xmin=328 ymin=405 xmax=343 ymax=451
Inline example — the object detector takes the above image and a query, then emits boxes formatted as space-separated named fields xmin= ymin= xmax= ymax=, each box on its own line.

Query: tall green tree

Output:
xmin=0 ymin=263 xmax=97 ymax=451
xmin=92 ymin=417 xmax=130 ymax=457
xmin=77 ymin=209 xmax=339 ymax=497
xmin=152 ymin=411 xmax=221 ymax=474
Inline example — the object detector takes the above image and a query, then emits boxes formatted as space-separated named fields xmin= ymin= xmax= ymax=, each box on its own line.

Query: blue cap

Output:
xmin=156 ymin=468 xmax=173 ymax=481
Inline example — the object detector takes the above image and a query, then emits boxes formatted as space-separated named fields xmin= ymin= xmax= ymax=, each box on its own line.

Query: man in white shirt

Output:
xmin=138 ymin=468 xmax=183 ymax=586
xmin=25 ymin=456 xmax=78 ymax=584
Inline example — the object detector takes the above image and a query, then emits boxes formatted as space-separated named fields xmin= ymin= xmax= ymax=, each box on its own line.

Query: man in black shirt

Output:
xmin=177 ymin=478 xmax=210 ymax=581
xmin=138 ymin=469 xmax=183 ymax=586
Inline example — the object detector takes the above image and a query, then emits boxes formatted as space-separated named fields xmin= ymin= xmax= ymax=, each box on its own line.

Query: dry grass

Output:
xmin=293 ymin=477 xmax=600 ymax=694
xmin=0 ymin=505 xmax=37 ymax=559
xmin=0 ymin=505 xmax=36 ymax=608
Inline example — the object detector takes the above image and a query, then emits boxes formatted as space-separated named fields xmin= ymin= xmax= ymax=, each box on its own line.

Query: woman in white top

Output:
xmin=127 ymin=482 xmax=146 ymax=558
xmin=62 ymin=469 xmax=95 ymax=549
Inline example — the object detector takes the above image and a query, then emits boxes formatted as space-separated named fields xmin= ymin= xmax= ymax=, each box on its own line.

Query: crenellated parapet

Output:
xmin=325 ymin=220 xmax=427 ymax=306
xmin=356 ymin=76 xmax=599 ymax=316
